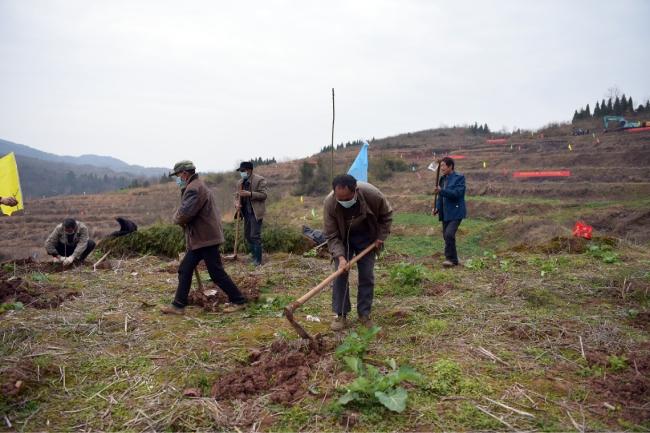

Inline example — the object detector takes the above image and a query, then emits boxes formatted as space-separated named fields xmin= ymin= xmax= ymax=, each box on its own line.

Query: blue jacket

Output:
xmin=436 ymin=171 xmax=467 ymax=222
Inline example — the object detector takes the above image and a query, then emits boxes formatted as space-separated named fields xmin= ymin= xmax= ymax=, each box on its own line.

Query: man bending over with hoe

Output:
xmin=161 ymin=160 xmax=247 ymax=315
xmin=324 ymin=174 xmax=393 ymax=331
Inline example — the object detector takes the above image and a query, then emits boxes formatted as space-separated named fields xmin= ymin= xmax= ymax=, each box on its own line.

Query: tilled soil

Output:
xmin=585 ymin=343 xmax=650 ymax=424
xmin=211 ymin=338 xmax=331 ymax=404
xmin=1 ymin=361 xmax=35 ymax=399
xmin=188 ymin=274 xmax=261 ymax=312
xmin=0 ymin=263 xmax=79 ymax=309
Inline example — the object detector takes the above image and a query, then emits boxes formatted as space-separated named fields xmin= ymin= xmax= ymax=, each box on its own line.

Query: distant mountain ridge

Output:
xmin=0 ymin=138 xmax=171 ymax=198
xmin=0 ymin=138 xmax=169 ymax=177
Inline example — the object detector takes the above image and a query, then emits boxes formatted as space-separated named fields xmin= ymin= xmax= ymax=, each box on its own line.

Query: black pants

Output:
xmin=332 ymin=236 xmax=375 ymax=317
xmin=442 ymin=219 xmax=462 ymax=264
xmin=53 ymin=240 xmax=96 ymax=262
xmin=173 ymin=245 xmax=246 ymax=308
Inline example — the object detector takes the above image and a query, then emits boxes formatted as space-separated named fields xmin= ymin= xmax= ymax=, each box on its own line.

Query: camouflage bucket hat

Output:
xmin=169 ymin=160 xmax=196 ymax=176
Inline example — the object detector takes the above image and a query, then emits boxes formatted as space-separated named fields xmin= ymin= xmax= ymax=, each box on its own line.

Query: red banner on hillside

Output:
xmin=625 ymin=127 xmax=650 ymax=133
xmin=486 ymin=139 xmax=507 ymax=144
xmin=446 ymin=154 xmax=466 ymax=159
xmin=512 ymin=170 xmax=571 ymax=178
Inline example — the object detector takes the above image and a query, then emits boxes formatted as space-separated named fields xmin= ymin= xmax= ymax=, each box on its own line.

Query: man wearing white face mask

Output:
xmin=161 ymin=160 xmax=248 ymax=315
xmin=323 ymin=174 xmax=393 ymax=331
xmin=235 ymin=161 xmax=267 ymax=266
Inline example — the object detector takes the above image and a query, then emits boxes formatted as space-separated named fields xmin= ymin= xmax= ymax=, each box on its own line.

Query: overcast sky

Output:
xmin=1 ymin=0 xmax=648 ymax=172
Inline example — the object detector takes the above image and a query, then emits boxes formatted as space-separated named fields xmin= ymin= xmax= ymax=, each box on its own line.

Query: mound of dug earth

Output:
xmin=188 ymin=274 xmax=261 ymax=312
xmin=0 ymin=265 xmax=78 ymax=310
xmin=211 ymin=338 xmax=330 ymax=404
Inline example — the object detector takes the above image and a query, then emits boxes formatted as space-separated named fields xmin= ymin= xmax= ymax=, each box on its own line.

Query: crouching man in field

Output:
xmin=161 ymin=160 xmax=248 ymax=315
xmin=45 ymin=218 xmax=96 ymax=267
xmin=323 ymin=174 xmax=393 ymax=331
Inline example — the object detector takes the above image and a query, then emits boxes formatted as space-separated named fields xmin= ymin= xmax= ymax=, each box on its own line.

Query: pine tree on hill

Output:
xmin=483 ymin=123 xmax=490 ymax=133
xmin=594 ymin=101 xmax=601 ymax=117
xmin=607 ymin=98 xmax=613 ymax=114
xmin=572 ymin=110 xmax=578 ymax=123
xmin=601 ymin=99 xmax=608 ymax=115
xmin=621 ymin=94 xmax=628 ymax=113
xmin=614 ymin=96 xmax=622 ymax=115
xmin=628 ymin=96 xmax=634 ymax=113
xmin=585 ymin=104 xmax=591 ymax=118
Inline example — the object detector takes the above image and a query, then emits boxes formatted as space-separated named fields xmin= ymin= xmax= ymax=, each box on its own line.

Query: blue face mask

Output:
xmin=176 ymin=177 xmax=187 ymax=188
xmin=337 ymin=196 xmax=357 ymax=209
xmin=240 ymin=172 xmax=249 ymax=179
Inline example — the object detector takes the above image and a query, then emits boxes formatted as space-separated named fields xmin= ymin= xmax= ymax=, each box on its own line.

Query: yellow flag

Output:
xmin=0 ymin=152 xmax=24 ymax=216
xmin=482 ymin=161 xmax=487 ymax=168
xmin=300 ymin=195 xmax=304 ymax=204
xmin=568 ymin=143 xmax=573 ymax=151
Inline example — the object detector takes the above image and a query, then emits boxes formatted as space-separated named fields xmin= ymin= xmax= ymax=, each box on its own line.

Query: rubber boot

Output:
xmin=252 ymin=244 xmax=262 ymax=266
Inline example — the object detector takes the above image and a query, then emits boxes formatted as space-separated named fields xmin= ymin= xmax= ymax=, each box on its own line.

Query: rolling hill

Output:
xmin=0 ymin=138 xmax=170 ymax=198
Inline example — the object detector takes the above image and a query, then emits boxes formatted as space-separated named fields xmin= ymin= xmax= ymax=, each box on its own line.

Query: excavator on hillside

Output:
xmin=603 ymin=115 xmax=650 ymax=132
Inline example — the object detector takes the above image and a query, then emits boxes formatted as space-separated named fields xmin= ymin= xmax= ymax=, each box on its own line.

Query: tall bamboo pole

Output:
xmin=331 ymin=88 xmax=335 ymax=184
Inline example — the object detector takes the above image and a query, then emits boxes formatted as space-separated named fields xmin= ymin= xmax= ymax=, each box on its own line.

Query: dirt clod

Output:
xmin=0 ymin=264 xmax=78 ymax=310
xmin=187 ymin=275 xmax=261 ymax=312
xmin=586 ymin=343 xmax=650 ymax=423
xmin=211 ymin=337 xmax=331 ymax=404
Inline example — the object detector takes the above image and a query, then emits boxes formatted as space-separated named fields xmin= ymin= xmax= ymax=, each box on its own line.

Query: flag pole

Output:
xmin=330 ymin=88 xmax=335 ymax=184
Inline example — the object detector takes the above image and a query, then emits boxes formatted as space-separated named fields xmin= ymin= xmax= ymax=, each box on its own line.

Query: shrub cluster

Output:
xmin=99 ymin=222 xmax=310 ymax=257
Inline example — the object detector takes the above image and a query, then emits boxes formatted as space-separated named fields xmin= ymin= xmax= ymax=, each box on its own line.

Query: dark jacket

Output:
xmin=323 ymin=181 xmax=393 ymax=258
xmin=436 ymin=171 xmax=467 ymax=222
xmin=110 ymin=217 xmax=138 ymax=237
xmin=236 ymin=173 xmax=267 ymax=221
xmin=174 ymin=174 xmax=224 ymax=250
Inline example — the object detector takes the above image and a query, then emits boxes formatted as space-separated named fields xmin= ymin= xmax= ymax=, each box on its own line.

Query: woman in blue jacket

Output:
xmin=433 ymin=157 xmax=466 ymax=267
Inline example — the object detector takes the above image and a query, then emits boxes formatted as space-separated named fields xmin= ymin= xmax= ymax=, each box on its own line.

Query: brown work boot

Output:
xmin=330 ymin=315 xmax=347 ymax=331
xmin=442 ymin=260 xmax=455 ymax=268
xmin=160 ymin=304 xmax=185 ymax=315
xmin=223 ymin=303 xmax=247 ymax=313
xmin=359 ymin=315 xmax=373 ymax=328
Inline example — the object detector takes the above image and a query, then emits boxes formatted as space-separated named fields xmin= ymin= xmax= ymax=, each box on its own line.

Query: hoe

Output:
xmin=223 ymin=209 xmax=241 ymax=261
xmin=284 ymin=243 xmax=376 ymax=341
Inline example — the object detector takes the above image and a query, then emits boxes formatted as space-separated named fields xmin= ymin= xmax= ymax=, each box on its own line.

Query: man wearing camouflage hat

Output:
xmin=161 ymin=160 xmax=248 ymax=315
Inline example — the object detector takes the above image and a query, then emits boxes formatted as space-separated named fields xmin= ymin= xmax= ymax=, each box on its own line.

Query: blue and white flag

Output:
xmin=347 ymin=141 xmax=369 ymax=182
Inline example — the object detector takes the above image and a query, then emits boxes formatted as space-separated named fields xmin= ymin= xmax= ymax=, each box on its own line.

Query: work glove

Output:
xmin=63 ymin=256 xmax=75 ymax=267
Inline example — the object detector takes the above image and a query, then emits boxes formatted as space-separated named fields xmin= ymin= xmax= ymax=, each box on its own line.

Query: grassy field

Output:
xmin=1 ymin=193 xmax=649 ymax=431
xmin=2 ymin=125 xmax=650 ymax=431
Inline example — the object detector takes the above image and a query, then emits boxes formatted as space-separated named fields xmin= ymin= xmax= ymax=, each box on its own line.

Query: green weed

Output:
xmin=607 ymin=355 xmax=628 ymax=372
xmin=335 ymin=326 xmax=423 ymax=413
xmin=30 ymin=272 xmax=49 ymax=282
xmin=335 ymin=326 xmax=381 ymax=359
xmin=389 ymin=262 xmax=426 ymax=288
xmin=588 ymin=243 xmax=620 ymax=264
xmin=423 ymin=319 xmax=448 ymax=335
xmin=427 ymin=358 xmax=462 ymax=396
xmin=245 ymin=295 xmax=295 ymax=317
xmin=0 ymin=301 xmax=24 ymax=314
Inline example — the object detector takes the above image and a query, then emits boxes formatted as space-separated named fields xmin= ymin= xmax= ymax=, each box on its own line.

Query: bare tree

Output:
xmin=605 ymin=86 xmax=621 ymax=99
